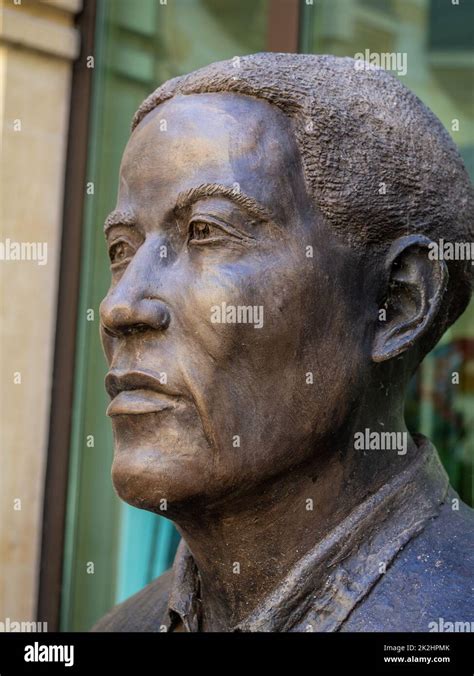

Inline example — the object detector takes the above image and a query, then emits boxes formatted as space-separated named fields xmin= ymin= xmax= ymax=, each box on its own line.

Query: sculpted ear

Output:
xmin=372 ymin=235 xmax=448 ymax=363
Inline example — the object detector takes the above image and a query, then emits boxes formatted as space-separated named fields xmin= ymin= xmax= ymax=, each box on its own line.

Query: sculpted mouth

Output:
xmin=106 ymin=389 xmax=176 ymax=416
xmin=105 ymin=370 xmax=181 ymax=416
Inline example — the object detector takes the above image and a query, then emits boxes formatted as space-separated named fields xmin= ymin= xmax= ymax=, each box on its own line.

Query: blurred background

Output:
xmin=0 ymin=0 xmax=472 ymax=632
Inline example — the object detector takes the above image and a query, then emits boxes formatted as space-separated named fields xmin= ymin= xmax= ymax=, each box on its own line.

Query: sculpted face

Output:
xmin=99 ymin=93 xmax=371 ymax=514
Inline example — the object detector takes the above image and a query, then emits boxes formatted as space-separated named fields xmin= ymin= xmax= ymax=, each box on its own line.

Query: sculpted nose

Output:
xmin=100 ymin=295 xmax=171 ymax=337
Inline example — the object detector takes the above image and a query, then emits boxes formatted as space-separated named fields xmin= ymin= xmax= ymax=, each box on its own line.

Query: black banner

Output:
xmin=0 ymin=632 xmax=472 ymax=674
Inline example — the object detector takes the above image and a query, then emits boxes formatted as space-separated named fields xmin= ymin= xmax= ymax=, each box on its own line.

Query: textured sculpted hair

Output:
xmin=132 ymin=53 xmax=474 ymax=348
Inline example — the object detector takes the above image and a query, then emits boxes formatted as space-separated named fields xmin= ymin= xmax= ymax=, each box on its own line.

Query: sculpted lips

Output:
xmin=105 ymin=370 xmax=181 ymax=416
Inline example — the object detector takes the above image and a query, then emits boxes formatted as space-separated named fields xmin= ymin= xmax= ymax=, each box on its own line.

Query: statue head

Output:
xmin=99 ymin=53 xmax=473 ymax=518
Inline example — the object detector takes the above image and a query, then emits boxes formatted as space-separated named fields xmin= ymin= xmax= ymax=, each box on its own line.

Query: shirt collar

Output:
xmin=165 ymin=435 xmax=449 ymax=632
xmin=167 ymin=538 xmax=202 ymax=632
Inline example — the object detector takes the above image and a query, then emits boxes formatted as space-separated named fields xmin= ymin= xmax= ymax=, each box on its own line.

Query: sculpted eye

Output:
xmin=188 ymin=220 xmax=222 ymax=243
xmin=109 ymin=240 xmax=134 ymax=265
xmin=187 ymin=215 xmax=252 ymax=247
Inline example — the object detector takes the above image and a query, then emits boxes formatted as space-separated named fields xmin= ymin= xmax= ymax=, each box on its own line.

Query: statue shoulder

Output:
xmin=91 ymin=568 xmax=174 ymax=632
xmin=342 ymin=497 xmax=474 ymax=632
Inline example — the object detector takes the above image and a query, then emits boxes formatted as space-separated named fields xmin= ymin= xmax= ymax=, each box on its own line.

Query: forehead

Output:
xmin=119 ymin=93 xmax=308 ymax=218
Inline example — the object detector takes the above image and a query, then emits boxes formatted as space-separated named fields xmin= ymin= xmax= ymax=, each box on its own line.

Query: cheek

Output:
xmin=300 ymin=296 xmax=367 ymax=436
xmin=178 ymin=249 xmax=306 ymax=326
xmin=168 ymin=257 xmax=317 ymax=470
xmin=172 ymin=259 xmax=273 ymax=360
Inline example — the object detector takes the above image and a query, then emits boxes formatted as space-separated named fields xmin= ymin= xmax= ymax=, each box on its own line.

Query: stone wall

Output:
xmin=0 ymin=0 xmax=81 ymax=622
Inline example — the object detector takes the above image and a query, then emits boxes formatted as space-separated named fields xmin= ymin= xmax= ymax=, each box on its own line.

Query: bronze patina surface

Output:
xmin=94 ymin=54 xmax=474 ymax=632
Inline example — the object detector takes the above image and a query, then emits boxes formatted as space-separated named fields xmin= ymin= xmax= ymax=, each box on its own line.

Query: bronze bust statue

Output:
xmin=93 ymin=53 xmax=474 ymax=632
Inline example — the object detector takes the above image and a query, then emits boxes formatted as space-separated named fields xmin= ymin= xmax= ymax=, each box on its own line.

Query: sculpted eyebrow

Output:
xmin=104 ymin=210 xmax=136 ymax=234
xmin=174 ymin=183 xmax=273 ymax=223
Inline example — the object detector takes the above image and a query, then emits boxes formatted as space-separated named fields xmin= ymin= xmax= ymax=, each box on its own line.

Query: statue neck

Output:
xmin=173 ymin=410 xmax=417 ymax=631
